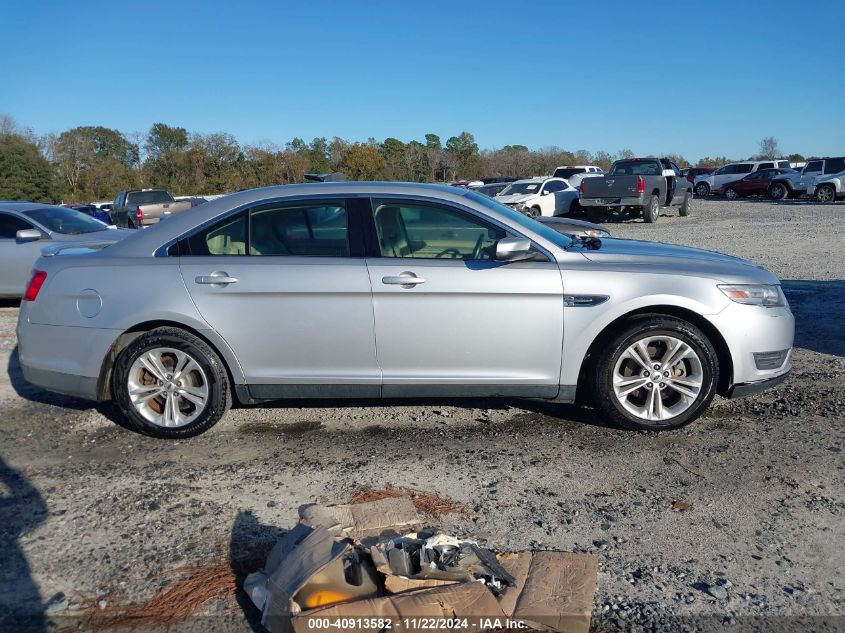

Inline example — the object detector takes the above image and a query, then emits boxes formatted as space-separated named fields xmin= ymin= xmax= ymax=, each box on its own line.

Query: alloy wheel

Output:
xmin=817 ymin=186 xmax=835 ymax=203
xmin=127 ymin=347 xmax=209 ymax=427
xmin=612 ymin=335 xmax=703 ymax=423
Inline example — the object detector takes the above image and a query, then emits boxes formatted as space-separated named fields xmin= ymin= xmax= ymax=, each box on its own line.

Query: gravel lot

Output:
xmin=1 ymin=198 xmax=843 ymax=632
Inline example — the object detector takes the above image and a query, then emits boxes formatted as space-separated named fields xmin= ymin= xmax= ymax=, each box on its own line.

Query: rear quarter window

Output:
xmin=824 ymin=158 xmax=845 ymax=174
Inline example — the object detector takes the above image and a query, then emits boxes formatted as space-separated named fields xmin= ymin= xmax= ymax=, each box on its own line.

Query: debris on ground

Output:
xmin=349 ymin=483 xmax=472 ymax=518
xmin=244 ymin=497 xmax=597 ymax=633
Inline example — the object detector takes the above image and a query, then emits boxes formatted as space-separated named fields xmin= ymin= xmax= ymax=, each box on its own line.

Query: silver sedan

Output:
xmin=0 ymin=202 xmax=131 ymax=298
xmin=16 ymin=183 xmax=794 ymax=438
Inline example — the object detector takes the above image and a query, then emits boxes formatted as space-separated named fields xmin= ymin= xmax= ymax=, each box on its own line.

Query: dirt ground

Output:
xmin=1 ymin=198 xmax=843 ymax=632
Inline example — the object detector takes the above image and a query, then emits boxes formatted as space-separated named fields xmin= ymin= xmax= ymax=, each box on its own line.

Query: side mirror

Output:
xmin=661 ymin=169 xmax=676 ymax=177
xmin=16 ymin=229 xmax=43 ymax=243
xmin=540 ymin=189 xmax=550 ymax=196
xmin=495 ymin=237 xmax=535 ymax=262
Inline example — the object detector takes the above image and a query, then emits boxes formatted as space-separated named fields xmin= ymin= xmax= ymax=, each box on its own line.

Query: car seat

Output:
xmin=375 ymin=206 xmax=411 ymax=257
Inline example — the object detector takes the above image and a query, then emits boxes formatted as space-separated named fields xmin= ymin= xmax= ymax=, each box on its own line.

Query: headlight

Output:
xmin=718 ymin=284 xmax=784 ymax=307
xmin=585 ymin=229 xmax=610 ymax=238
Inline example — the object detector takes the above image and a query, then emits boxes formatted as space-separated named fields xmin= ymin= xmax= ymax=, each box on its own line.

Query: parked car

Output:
xmin=449 ymin=180 xmax=484 ymax=189
xmin=175 ymin=196 xmax=210 ymax=207
xmin=717 ymin=168 xmax=796 ymax=200
xmin=809 ymin=169 xmax=845 ymax=203
xmin=535 ymin=215 xmax=610 ymax=238
xmin=552 ymin=165 xmax=604 ymax=188
xmin=496 ymin=177 xmax=579 ymax=217
xmin=694 ymin=160 xmax=792 ymax=196
xmin=17 ymin=183 xmax=793 ymax=438
xmin=480 ymin=177 xmax=522 ymax=185
xmin=769 ymin=157 xmax=845 ymax=200
xmin=63 ymin=203 xmax=111 ymax=224
xmin=473 ymin=182 xmax=511 ymax=198
xmin=681 ymin=167 xmax=715 ymax=184
xmin=110 ymin=189 xmax=193 ymax=228
xmin=90 ymin=201 xmax=113 ymax=213
xmin=579 ymin=158 xmax=692 ymax=223
xmin=0 ymin=202 xmax=131 ymax=298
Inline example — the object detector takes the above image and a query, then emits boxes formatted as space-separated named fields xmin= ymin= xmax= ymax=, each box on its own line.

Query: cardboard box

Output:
xmin=245 ymin=499 xmax=597 ymax=633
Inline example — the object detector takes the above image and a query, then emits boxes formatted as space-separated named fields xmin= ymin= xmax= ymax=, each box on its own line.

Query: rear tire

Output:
xmin=816 ymin=184 xmax=836 ymax=203
xmin=769 ymin=183 xmax=788 ymax=200
xmin=111 ymin=327 xmax=231 ymax=438
xmin=526 ymin=207 xmax=541 ymax=218
xmin=679 ymin=191 xmax=692 ymax=216
xmin=643 ymin=196 xmax=659 ymax=223
xmin=591 ymin=315 xmax=718 ymax=431
xmin=695 ymin=182 xmax=710 ymax=197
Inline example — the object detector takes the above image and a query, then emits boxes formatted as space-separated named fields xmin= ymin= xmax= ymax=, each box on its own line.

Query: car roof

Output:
xmin=0 ymin=201 xmax=66 ymax=213
xmin=512 ymin=177 xmax=563 ymax=184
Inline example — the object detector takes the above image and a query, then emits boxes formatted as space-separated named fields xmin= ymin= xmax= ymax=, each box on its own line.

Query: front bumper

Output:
xmin=727 ymin=370 xmax=791 ymax=399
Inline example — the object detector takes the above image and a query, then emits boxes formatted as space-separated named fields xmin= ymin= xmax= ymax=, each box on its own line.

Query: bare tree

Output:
xmin=758 ymin=136 xmax=780 ymax=160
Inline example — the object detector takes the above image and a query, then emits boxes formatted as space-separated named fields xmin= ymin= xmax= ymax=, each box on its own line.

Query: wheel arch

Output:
xmin=96 ymin=319 xmax=244 ymax=401
xmin=575 ymin=305 xmax=733 ymax=401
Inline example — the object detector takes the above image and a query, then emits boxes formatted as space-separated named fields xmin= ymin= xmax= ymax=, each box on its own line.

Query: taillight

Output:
xmin=23 ymin=270 xmax=47 ymax=302
xmin=579 ymin=180 xmax=585 ymax=194
xmin=135 ymin=207 xmax=144 ymax=222
xmin=636 ymin=176 xmax=645 ymax=193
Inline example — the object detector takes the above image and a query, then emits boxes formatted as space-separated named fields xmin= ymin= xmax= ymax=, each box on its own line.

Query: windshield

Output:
xmin=24 ymin=207 xmax=108 ymax=234
xmin=499 ymin=182 xmax=542 ymax=196
xmin=461 ymin=190 xmax=573 ymax=250
xmin=127 ymin=190 xmax=173 ymax=205
xmin=609 ymin=160 xmax=661 ymax=176
xmin=553 ymin=168 xmax=586 ymax=179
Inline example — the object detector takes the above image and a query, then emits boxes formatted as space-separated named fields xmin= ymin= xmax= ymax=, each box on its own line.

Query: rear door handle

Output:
xmin=382 ymin=273 xmax=425 ymax=287
xmin=195 ymin=271 xmax=238 ymax=285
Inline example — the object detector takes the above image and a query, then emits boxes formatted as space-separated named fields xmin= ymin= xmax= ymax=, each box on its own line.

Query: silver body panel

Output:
xmin=15 ymin=183 xmax=794 ymax=406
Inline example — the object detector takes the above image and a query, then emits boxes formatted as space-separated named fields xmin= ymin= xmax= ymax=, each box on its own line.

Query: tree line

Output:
xmin=0 ymin=115 xmax=805 ymax=203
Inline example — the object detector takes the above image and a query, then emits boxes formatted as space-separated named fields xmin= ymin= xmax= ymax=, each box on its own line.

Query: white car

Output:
xmin=496 ymin=177 xmax=579 ymax=217
xmin=694 ymin=160 xmax=791 ymax=196
xmin=552 ymin=165 xmax=604 ymax=189
xmin=810 ymin=170 xmax=845 ymax=203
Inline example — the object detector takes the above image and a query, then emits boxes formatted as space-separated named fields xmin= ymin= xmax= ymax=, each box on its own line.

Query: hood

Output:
xmin=580 ymin=239 xmax=779 ymax=284
xmin=50 ymin=228 xmax=134 ymax=242
xmin=496 ymin=193 xmax=537 ymax=204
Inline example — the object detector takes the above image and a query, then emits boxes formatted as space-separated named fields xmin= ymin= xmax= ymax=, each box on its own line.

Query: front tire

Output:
xmin=724 ymin=187 xmax=738 ymax=200
xmin=769 ymin=183 xmax=788 ymax=200
xmin=695 ymin=182 xmax=710 ymax=197
xmin=816 ymin=184 xmax=836 ymax=203
xmin=111 ymin=327 xmax=231 ymax=438
xmin=643 ymin=196 xmax=659 ymax=223
xmin=679 ymin=191 xmax=692 ymax=216
xmin=591 ymin=316 xmax=718 ymax=431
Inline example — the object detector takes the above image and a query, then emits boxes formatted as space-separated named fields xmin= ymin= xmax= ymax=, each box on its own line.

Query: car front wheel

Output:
xmin=111 ymin=327 xmax=231 ymax=438
xmin=592 ymin=316 xmax=718 ymax=431
xmin=724 ymin=187 xmax=738 ymax=200
xmin=695 ymin=182 xmax=710 ymax=197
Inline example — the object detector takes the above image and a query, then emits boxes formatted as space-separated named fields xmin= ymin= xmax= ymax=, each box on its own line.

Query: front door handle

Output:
xmin=382 ymin=272 xmax=425 ymax=287
xmin=195 ymin=271 xmax=238 ymax=286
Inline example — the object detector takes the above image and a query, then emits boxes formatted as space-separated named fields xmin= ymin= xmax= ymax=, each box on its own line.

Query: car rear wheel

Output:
xmin=679 ymin=191 xmax=692 ymax=216
xmin=112 ymin=327 xmax=231 ymax=438
xmin=592 ymin=316 xmax=718 ymax=431
xmin=695 ymin=182 xmax=710 ymax=197
xmin=816 ymin=184 xmax=836 ymax=203
xmin=724 ymin=187 xmax=738 ymax=200
xmin=769 ymin=183 xmax=788 ymax=200
xmin=643 ymin=196 xmax=659 ymax=223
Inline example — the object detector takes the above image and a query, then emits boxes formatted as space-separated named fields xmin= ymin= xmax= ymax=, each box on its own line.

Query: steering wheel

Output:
xmin=435 ymin=247 xmax=462 ymax=259
xmin=470 ymin=234 xmax=485 ymax=260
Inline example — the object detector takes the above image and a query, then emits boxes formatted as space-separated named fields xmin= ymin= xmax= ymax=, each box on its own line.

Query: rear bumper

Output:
xmin=579 ymin=196 xmax=645 ymax=207
xmin=727 ymin=370 xmax=791 ymax=399
xmin=21 ymin=365 xmax=99 ymax=401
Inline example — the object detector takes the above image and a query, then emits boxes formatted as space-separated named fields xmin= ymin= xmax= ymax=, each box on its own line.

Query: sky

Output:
xmin=2 ymin=0 xmax=843 ymax=162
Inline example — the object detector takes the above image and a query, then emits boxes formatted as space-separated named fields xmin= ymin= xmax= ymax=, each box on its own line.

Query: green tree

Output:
xmin=0 ymin=133 xmax=56 ymax=202
xmin=308 ymin=137 xmax=331 ymax=173
xmin=380 ymin=137 xmax=407 ymax=180
xmin=445 ymin=131 xmax=480 ymax=179
xmin=341 ymin=143 xmax=386 ymax=180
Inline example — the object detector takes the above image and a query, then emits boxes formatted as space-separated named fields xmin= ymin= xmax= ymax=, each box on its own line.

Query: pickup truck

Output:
xmin=110 ymin=189 xmax=193 ymax=228
xmin=578 ymin=157 xmax=692 ymax=223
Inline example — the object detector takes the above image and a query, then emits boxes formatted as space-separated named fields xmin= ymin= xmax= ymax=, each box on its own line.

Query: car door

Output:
xmin=0 ymin=212 xmax=44 ymax=296
xmin=751 ymin=170 xmax=775 ymax=195
xmin=365 ymin=197 xmax=564 ymax=398
xmin=178 ymin=197 xmax=380 ymax=397
xmin=542 ymin=180 xmax=565 ymax=215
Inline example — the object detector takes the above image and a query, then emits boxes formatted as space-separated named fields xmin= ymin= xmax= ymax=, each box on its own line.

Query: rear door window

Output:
xmin=249 ymin=201 xmax=349 ymax=257
xmin=736 ymin=164 xmax=754 ymax=174
xmin=823 ymin=158 xmax=845 ymax=174
xmin=757 ymin=162 xmax=774 ymax=170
